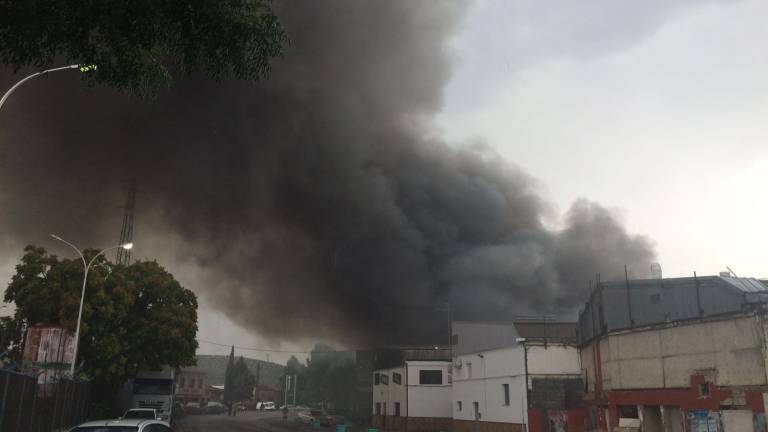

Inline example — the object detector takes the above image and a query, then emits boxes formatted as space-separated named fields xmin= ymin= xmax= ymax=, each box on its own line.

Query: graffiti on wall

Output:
xmin=548 ymin=410 xmax=568 ymax=432
xmin=689 ymin=410 xmax=722 ymax=432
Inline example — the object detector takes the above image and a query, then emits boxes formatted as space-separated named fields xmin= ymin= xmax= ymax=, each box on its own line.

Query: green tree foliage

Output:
xmin=224 ymin=349 xmax=256 ymax=402
xmin=301 ymin=344 xmax=356 ymax=410
xmin=0 ymin=0 xmax=287 ymax=96
xmin=3 ymin=245 xmax=198 ymax=385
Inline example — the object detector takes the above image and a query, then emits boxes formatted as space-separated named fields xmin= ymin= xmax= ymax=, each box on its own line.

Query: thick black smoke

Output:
xmin=0 ymin=1 xmax=653 ymax=345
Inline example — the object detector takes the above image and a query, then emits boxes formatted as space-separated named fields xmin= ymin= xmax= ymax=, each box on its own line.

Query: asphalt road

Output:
xmin=177 ymin=410 xmax=308 ymax=432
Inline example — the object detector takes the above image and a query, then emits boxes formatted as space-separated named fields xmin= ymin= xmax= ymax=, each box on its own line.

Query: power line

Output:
xmin=198 ymin=339 xmax=354 ymax=354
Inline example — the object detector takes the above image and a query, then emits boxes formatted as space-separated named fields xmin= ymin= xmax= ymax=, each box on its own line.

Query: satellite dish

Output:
xmin=453 ymin=358 xmax=462 ymax=369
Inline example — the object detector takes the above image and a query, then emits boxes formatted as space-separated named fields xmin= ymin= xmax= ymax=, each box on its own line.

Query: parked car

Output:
xmin=183 ymin=402 xmax=202 ymax=415
xmin=298 ymin=410 xmax=334 ymax=427
xmin=204 ymin=401 xmax=227 ymax=415
xmin=260 ymin=401 xmax=277 ymax=411
xmin=123 ymin=409 xmax=158 ymax=420
xmin=68 ymin=418 xmax=173 ymax=431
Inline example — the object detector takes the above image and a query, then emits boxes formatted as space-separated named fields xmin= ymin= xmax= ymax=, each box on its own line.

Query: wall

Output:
xmin=598 ymin=315 xmax=766 ymax=390
xmin=527 ymin=344 xmax=581 ymax=376
xmin=373 ymin=365 xmax=407 ymax=416
xmin=452 ymin=346 xmax=527 ymax=425
xmin=406 ymin=361 xmax=452 ymax=418
xmin=453 ymin=321 xmax=520 ymax=356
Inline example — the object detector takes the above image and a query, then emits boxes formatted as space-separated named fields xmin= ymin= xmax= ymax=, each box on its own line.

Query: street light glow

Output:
xmin=122 ymin=242 xmax=133 ymax=250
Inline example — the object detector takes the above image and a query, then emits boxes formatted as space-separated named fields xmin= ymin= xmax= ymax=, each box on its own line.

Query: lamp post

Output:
xmin=50 ymin=234 xmax=133 ymax=377
xmin=0 ymin=64 xmax=96 ymax=112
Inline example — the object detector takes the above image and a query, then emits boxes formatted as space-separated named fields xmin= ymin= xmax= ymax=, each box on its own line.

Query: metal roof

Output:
xmin=577 ymin=276 xmax=768 ymax=345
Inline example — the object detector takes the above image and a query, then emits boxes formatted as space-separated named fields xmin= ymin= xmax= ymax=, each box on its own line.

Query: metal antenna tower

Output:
xmin=116 ymin=180 xmax=137 ymax=265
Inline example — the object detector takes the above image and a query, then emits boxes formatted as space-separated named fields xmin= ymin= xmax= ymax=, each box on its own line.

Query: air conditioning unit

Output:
xmin=453 ymin=358 xmax=462 ymax=369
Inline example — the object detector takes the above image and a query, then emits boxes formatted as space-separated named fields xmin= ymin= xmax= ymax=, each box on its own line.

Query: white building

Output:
xmin=452 ymin=321 xmax=582 ymax=432
xmin=372 ymin=360 xmax=452 ymax=432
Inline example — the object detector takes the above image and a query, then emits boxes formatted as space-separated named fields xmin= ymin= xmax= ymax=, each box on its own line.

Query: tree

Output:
xmin=224 ymin=350 xmax=255 ymax=403
xmin=0 ymin=0 xmax=287 ymax=96
xmin=224 ymin=346 xmax=235 ymax=404
xmin=302 ymin=343 xmax=356 ymax=410
xmin=3 ymin=245 xmax=198 ymax=388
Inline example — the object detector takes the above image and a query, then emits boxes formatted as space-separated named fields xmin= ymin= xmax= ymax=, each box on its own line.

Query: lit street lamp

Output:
xmin=0 ymin=64 xmax=96 ymax=112
xmin=50 ymin=234 xmax=133 ymax=377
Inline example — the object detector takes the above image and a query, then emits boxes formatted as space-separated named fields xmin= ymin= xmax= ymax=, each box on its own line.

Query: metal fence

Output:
xmin=0 ymin=368 xmax=91 ymax=432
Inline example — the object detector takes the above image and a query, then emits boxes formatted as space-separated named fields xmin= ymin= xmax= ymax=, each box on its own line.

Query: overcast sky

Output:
xmin=438 ymin=0 xmax=767 ymax=281
xmin=212 ymin=0 xmax=768 ymax=361
xmin=4 ymin=1 xmax=767 ymax=364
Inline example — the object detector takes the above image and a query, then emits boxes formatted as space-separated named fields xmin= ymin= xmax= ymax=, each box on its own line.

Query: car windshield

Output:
xmin=132 ymin=378 xmax=172 ymax=395
xmin=123 ymin=411 xmax=154 ymax=419
xmin=71 ymin=428 xmax=138 ymax=432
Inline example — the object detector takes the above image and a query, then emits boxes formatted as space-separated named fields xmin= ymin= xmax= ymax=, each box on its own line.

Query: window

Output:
xmin=473 ymin=402 xmax=480 ymax=420
xmin=650 ymin=293 xmax=661 ymax=304
xmin=179 ymin=376 xmax=185 ymax=388
xmin=381 ymin=374 xmax=389 ymax=385
xmin=189 ymin=378 xmax=195 ymax=389
xmin=393 ymin=372 xmax=402 ymax=384
xmin=395 ymin=402 xmax=401 ymax=416
xmin=699 ymin=382 xmax=710 ymax=397
xmin=502 ymin=383 xmax=510 ymax=406
xmin=419 ymin=370 xmax=442 ymax=385
xmin=375 ymin=402 xmax=381 ymax=415
xmin=467 ymin=363 xmax=472 ymax=379
xmin=374 ymin=373 xmax=380 ymax=385
xmin=457 ymin=401 xmax=462 ymax=412
xmin=383 ymin=402 xmax=387 ymax=416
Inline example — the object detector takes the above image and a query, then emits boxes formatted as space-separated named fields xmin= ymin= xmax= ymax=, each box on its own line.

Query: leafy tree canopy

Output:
xmin=0 ymin=0 xmax=287 ymax=95
xmin=225 ymin=350 xmax=255 ymax=402
xmin=3 ymin=245 xmax=198 ymax=385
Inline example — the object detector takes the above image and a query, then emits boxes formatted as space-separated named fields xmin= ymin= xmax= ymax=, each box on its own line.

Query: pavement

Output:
xmin=176 ymin=410 xmax=313 ymax=432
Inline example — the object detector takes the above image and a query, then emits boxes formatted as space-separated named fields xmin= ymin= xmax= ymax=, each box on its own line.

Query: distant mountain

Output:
xmin=195 ymin=354 xmax=284 ymax=387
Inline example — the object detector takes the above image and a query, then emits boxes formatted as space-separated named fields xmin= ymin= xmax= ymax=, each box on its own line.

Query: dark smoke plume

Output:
xmin=0 ymin=1 xmax=654 ymax=345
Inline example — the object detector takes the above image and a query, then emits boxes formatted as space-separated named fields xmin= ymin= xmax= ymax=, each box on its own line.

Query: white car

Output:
xmin=68 ymin=418 xmax=173 ymax=432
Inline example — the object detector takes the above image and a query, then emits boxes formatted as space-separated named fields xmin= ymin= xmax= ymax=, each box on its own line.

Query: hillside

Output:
xmin=194 ymin=354 xmax=284 ymax=387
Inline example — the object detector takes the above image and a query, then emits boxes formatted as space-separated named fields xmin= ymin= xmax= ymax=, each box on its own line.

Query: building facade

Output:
xmin=175 ymin=368 xmax=208 ymax=404
xmin=372 ymin=360 xmax=453 ymax=432
xmin=452 ymin=321 xmax=583 ymax=432
xmin=579 ymin=275 xmax=768 ymax=432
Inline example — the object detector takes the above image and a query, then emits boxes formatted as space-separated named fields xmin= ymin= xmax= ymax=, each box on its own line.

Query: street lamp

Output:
xmin=0 ymin=64 xmax=96 ymax=112
xmin=50 ymin=234 xmax=133 ymax=377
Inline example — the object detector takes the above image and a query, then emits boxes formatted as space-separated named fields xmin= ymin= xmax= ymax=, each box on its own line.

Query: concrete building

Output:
xmin=452 ymin=320 xmax=583 ymax=432
xmin=372 ymin=360 xmax=453 ymax=432
xmin=175 ymin=368 xmax=208 ymax=404
xmin=356 ymin=347 xmax=451 ymax=422
xmin=579 ymin=275 xmax=768 ymax=431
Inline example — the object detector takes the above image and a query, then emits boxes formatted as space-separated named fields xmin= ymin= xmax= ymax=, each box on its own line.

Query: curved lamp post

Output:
xmin=50 ymin=234 xmax=133 ymax=377
xmin=0 ymin=64 xmax=96 ymax=112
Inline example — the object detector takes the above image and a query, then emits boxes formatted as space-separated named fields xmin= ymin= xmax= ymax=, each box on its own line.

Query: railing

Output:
xmin=0 ymin=368 xmax=91 ymax=432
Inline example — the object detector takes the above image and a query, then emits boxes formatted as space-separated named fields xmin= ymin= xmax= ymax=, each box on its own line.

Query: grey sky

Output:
xmin=3 ymin=1 xmax=765 ymax=363
xmin=438 ymin=0 xmax=767 ymax=279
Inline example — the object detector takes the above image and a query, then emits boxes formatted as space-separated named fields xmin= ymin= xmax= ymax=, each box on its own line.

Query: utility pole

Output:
xmin=292 ymin=374 xmax=298 ymax=406
xmin=116 ymin=180 xmax=137 ymax=266
xmin=284 ymin=375 xmax=291 ymax=408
